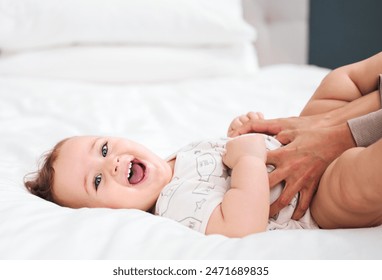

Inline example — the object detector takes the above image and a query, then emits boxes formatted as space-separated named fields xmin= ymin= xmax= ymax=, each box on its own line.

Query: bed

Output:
xmin=0 ymin=0 xmax=381 ymax=260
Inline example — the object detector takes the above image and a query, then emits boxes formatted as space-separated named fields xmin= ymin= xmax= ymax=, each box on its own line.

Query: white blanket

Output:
xmin=1 ymin=60 xmax=381 ymax=259
xmin=0 ymin=0 xmax=381 ymax=260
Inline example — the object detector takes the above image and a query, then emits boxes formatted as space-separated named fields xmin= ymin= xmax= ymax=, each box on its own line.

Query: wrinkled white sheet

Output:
xmin=1 ymin=63 xmax=381 ymax=259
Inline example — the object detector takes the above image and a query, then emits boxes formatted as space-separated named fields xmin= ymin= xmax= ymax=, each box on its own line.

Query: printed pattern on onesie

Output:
xmin=155 ymin=138 xmax=230 ymax=233
xmin=155 ymin=136 xmax=318 ymax=234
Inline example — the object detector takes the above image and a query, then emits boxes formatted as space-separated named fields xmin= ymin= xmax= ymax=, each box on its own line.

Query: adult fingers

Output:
xmin=267 ymin=166 xmax=286 ymax=189
xmin=275 ymin=129 xmax=296 ymax=145
xmin=268 ymin=168 xmax=291 ymax=217
xmin=269 ymin=187 xmax=293 ymax=218
xmin=231 ymin=119 xmax=282 ymax=137
xmin=291 ymin=177 xmax=319 ymax=220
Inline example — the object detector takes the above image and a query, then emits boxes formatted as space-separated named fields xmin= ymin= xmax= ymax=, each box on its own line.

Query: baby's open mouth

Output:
xmin=127 ymin=160 xmax=146 ymax=185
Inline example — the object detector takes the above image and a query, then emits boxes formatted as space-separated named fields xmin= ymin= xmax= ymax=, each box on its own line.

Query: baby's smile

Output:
xmin=127 ymin=159 xmax=147 ymax=185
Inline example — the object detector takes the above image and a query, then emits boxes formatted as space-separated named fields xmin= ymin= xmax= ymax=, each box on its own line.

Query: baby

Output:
xmin=25 ymin=112 xmax=318 ymax=238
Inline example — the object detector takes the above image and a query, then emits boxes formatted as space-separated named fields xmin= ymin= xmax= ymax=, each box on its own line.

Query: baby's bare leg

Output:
xmin=311 ymin=139 xmax=382 ymax=229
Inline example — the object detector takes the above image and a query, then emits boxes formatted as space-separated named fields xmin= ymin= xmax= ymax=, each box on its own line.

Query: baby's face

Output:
xmin=53 ymin=136 xmax=173 ymax=210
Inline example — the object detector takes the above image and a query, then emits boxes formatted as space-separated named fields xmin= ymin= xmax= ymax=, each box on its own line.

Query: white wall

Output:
xmin=242 ymin=0 xmax=309 ymax=66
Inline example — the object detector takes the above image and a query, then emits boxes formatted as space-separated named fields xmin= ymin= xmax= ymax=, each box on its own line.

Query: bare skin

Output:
xmin=53 ymin=134 xmax=269 ymax=238
xmin=312 ymin=140 xmax=382 ymax=228
xmin=229 ymin=52 xmax=382 ymax=228
xmin=207 ymin=134 xmax=269 ymax=237
xmin=46 ymin=53 xmax=382 ymax=236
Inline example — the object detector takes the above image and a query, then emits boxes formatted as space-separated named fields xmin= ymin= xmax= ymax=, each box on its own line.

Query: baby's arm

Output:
xmin=206 ymin=134 xmax=269 ymax=237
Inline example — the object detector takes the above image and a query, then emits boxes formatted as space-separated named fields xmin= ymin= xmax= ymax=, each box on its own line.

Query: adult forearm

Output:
xmin=348 ymin=109 xmax=382 ymax=147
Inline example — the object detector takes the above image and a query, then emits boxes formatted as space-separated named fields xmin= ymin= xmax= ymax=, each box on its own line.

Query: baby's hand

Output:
xmin=223 ymin=134 xmax=266 ymax=169
xmin=227 ymin=111 xmax=264 ymax=137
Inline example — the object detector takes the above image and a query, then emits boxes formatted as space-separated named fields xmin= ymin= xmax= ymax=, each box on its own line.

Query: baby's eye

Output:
xmin=94 ymin=174 xmax=102 ymax=190
xmin=101 ymin=142 xmax=108 ymax=157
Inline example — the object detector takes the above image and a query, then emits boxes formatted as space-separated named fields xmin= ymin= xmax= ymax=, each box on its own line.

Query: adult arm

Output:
xmin=228 ymin=52 xmax=382 ymax=219
xmin=348 ymin=74 xmax=382 ymax=147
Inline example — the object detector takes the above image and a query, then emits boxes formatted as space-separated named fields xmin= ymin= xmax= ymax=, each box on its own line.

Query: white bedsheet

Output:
xmin=1 ymin=59 xmax=381 ymax=259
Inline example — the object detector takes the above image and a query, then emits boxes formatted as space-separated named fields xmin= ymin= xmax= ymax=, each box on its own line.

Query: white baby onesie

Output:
xmin=155 ymin=136 xmax=318 ymax=234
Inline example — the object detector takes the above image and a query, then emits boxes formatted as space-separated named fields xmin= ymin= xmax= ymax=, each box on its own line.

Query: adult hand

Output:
xmin=228 ymin=112 xmax=324 ymax=138
xmin=228 ymin=113 xmax=355 ymax=219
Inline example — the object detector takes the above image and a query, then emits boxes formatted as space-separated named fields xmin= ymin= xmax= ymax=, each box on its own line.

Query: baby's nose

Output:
xmin=109 ymin=157 xmax=120 ymax=176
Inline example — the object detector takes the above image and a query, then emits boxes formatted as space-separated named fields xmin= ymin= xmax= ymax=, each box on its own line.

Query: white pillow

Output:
xmin=0 ymin=44 xmax=258 ymax=83
xmin=0 ymin=0 xmax=256 ymax=51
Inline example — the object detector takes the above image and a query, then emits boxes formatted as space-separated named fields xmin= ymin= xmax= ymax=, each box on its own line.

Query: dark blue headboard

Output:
xmin=309 ymin=0 xmax=382 ymax=69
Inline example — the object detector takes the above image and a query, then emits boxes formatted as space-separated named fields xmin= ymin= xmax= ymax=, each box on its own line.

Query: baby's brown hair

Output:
xmin=24 ymin=138 xmax=68 ymax=203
